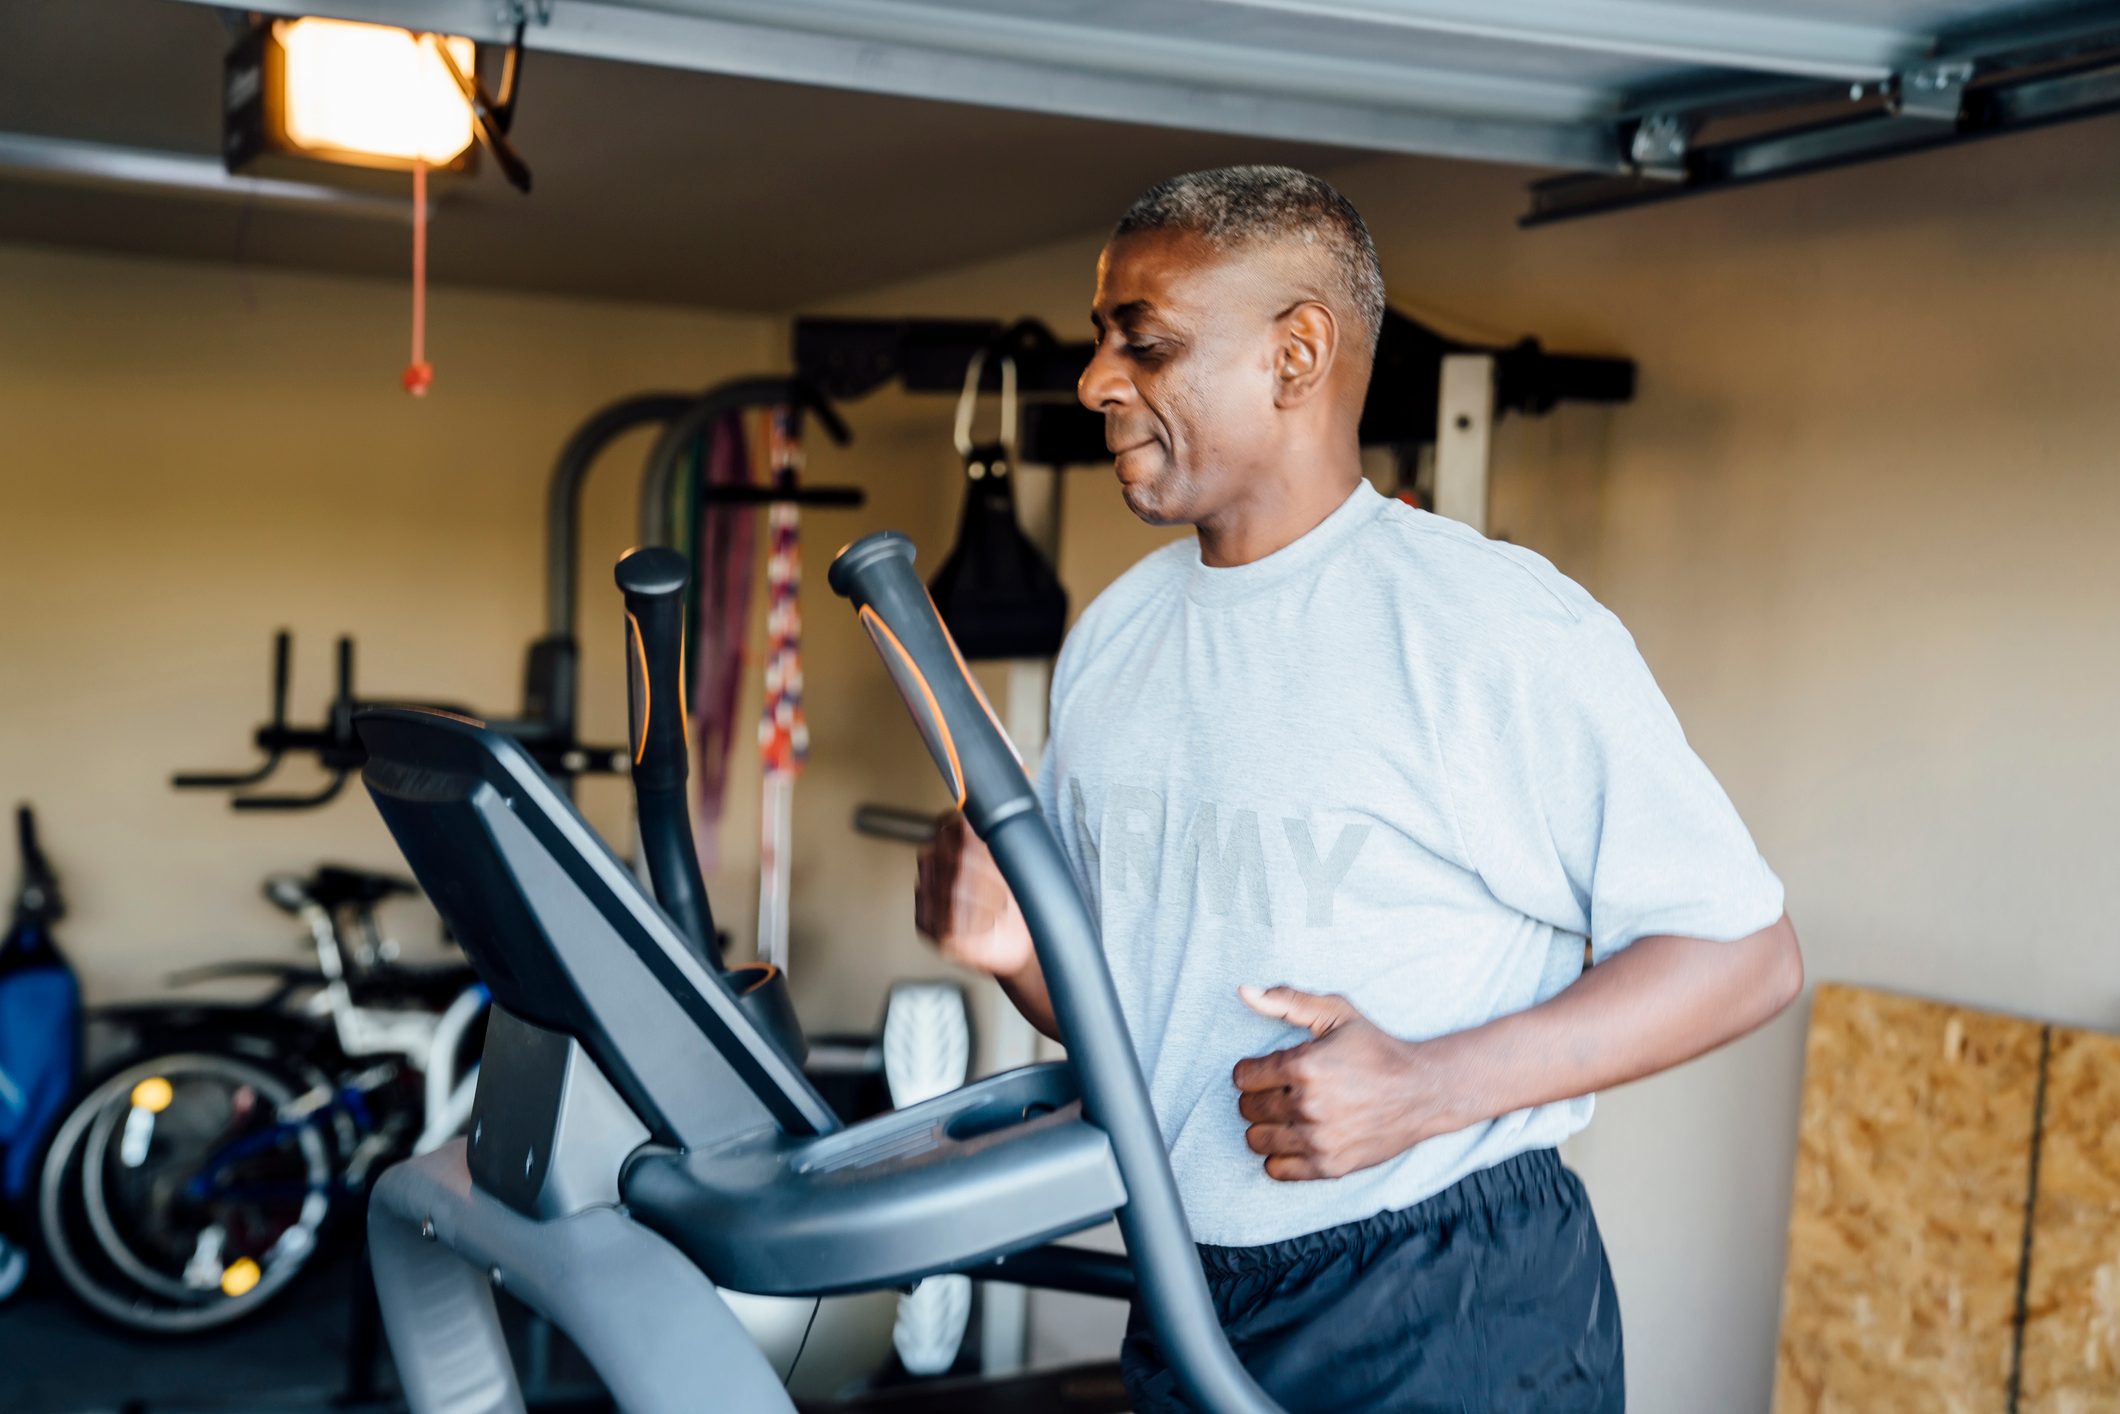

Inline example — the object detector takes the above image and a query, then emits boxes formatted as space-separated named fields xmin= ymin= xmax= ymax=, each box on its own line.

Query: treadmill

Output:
xmin=358 ymin=531 xmax=1282 ymax=1412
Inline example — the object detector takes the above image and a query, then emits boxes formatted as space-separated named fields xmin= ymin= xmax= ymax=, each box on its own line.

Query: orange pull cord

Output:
xmin=401 ymin=160 xmax=434 ymax=397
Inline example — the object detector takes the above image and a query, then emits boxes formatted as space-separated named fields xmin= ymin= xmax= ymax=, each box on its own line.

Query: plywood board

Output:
xmin=1773 ymin=984 xmax=2043 ymax=1414
xmin=2020 ymin=1025 xmax=2120 ymax=1413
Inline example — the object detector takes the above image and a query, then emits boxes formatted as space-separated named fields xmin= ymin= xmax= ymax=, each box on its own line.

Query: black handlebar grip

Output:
xmin=614 ymin=547 xmax=722 ymax=970
xmin=615 ymin=548 xmax=692 ymax=793
xmin=824 ymin=533 xmax=1034 ymax=837
xmin=269 ymin=630 xmax=292 ymax=729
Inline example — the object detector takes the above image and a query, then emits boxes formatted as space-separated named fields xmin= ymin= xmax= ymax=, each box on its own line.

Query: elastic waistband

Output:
xmin=1196 ymin=1148 xmax=1575 ymax=1279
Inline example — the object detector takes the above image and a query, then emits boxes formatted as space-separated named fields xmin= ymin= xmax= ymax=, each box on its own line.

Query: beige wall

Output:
xmin=795 ymin=117 xmax=2120 ymax=1405
xmin=0 ymin=244 xmax=777 ymax=1000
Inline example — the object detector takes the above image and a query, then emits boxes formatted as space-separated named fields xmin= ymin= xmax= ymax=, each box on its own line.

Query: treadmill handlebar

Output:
xmin=616 ymin=548 xmax=691 ymax=795
xmin=824 ymin=533 xmax=1037 ymax=838
xmin=827 ymin=531 xmax=1282 ymax=1414
xmin=615 ymin=547 xmax=722 ymax=970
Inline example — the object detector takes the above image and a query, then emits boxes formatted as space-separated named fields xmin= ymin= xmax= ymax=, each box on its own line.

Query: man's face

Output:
xmin=1079 ymin=230 xmax=1288 ymax=527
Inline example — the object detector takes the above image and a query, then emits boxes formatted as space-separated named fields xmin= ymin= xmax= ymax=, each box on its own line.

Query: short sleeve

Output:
xmin=1458 ymin=609 xmax=1784 ymax=961
xmin=1033 ymin=739 xmax=1060 ymax=833
xmin=1031 ymin=607 xmax=1087 ymax=835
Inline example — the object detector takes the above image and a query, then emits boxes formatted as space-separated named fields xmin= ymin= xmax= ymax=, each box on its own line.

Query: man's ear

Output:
xmin=1273 ymin=301 xmax=1337 ymax=408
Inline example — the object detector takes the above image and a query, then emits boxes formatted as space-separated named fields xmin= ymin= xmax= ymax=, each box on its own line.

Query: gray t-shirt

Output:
xmin=1034 ymin=479 xmax=1783 ymax=1247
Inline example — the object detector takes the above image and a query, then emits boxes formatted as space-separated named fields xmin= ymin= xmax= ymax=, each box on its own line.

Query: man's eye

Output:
xmin=1125 ymin=342 xmax=1162 ymax=358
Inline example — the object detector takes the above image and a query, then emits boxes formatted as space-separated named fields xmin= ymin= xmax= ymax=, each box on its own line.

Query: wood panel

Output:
xmin=2021 ymin=1025 xmax=2120 ymax=1413
xmin=1773 ymin=984 xmax=2043 ymax=1414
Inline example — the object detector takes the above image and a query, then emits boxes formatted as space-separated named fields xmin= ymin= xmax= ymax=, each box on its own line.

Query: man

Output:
xmin=915 ymin=167 xmax=1801 ymax=1411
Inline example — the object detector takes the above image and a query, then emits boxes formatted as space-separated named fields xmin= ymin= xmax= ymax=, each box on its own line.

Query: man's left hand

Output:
xmin=1233 ymin=986 xmax=1462 ymax=1181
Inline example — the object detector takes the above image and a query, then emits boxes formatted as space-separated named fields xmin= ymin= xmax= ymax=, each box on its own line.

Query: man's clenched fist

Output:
xmin=914 ymin=813 xmax=1036 ymax=978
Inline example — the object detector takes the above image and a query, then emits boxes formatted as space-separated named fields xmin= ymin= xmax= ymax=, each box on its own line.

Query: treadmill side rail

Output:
xmin=623 ymin=1062 xmax=1126 ymax=1296
xmin=371 ymin=1141 xmax=796 ymax=1414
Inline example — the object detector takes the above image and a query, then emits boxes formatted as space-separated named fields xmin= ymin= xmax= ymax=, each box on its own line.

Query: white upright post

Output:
xmin=1434 ymin=353 xmax=1496 ymax=535
xmin=757 ymin=774 xmax=794 ymax=971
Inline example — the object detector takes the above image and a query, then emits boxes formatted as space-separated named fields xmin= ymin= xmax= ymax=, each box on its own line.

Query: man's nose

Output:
xmin=1078 ymin=344 xmax=1133 ymax=412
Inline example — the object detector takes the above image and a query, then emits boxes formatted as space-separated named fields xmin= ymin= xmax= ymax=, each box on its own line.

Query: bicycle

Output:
xmin=33 ymin=864 xmax=487 ymax=1335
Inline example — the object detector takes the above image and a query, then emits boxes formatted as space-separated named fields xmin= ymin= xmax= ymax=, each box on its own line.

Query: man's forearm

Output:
xmin=1423 ymin=914 xmax=1803 ymax=1134
xmin=999 ymin=955 xmax=1063 ymax=1042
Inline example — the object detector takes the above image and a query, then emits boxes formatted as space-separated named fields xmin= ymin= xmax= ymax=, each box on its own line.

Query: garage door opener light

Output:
xmin=224 ymin=16 xmax=531 ymax=192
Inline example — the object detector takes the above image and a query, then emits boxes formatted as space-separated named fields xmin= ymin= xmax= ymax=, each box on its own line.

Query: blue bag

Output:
xmin=0 ymin=965 xmax=79 ymax=1200
xmin=0 ymin=806 xmax=80 ymax=1203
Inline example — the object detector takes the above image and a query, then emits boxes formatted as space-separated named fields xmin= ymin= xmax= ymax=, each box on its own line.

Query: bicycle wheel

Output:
xmin=37 ymin=1050 xmax=337 ymax=1334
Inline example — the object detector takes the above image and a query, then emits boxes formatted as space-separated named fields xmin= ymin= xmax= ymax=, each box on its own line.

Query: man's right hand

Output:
xmin=914 ymin=813 xmax=1036 ymax=979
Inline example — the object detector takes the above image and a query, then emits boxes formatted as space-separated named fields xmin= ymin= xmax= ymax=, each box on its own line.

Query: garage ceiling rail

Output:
xmin=169 ymin=0 xmax=2120 ymax=219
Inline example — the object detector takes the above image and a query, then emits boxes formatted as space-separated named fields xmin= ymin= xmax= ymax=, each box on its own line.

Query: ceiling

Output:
xmin=172 ymin=0 xmax=2120 ymax=168
xmin=4 ymin=0 xmax=2115 ymax=309
xmin=0 ymin=0 xmax=1380 ymax=310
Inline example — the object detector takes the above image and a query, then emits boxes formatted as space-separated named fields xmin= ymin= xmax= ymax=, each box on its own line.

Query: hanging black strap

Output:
xmin=928 ymin=352 xmax=1067 ymax=660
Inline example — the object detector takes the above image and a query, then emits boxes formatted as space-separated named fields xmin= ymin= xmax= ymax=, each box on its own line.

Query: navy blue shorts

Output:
xmin=1120 ymin=1148 xmax=1624 ymax=1412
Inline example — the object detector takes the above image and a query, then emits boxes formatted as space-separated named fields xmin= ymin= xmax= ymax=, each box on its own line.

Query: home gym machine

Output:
xmin=539 ymin=376 xmax=858 ymax=747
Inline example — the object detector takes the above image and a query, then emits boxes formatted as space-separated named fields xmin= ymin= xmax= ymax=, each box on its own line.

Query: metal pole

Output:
xmin=1434 ymin=354 xmax=1496 ymax=535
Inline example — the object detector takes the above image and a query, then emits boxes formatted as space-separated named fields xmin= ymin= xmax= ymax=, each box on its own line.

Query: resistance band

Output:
xmin=756 ymin=406 xmax=809 ymax=971
xmin=687 ymin=413 xmax=757 ymax=870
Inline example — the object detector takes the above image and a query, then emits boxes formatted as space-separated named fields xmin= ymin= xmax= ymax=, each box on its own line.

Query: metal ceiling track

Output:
xmin=0 ymin=131 xmax=421 ymax=222
xmin=1527 ymin=17 xmax=2120 ymax=225
xmin=152 ymin=0 xmax=2120 ymax=225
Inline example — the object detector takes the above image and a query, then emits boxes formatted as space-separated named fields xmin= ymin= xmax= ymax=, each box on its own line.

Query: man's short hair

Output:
xmin=1114 ymin=166 xmax=1386 ymax=356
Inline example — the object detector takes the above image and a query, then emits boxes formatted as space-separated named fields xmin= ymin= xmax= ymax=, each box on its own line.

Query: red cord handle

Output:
xmin=402 ymin=160 xmax=433 ymax=397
